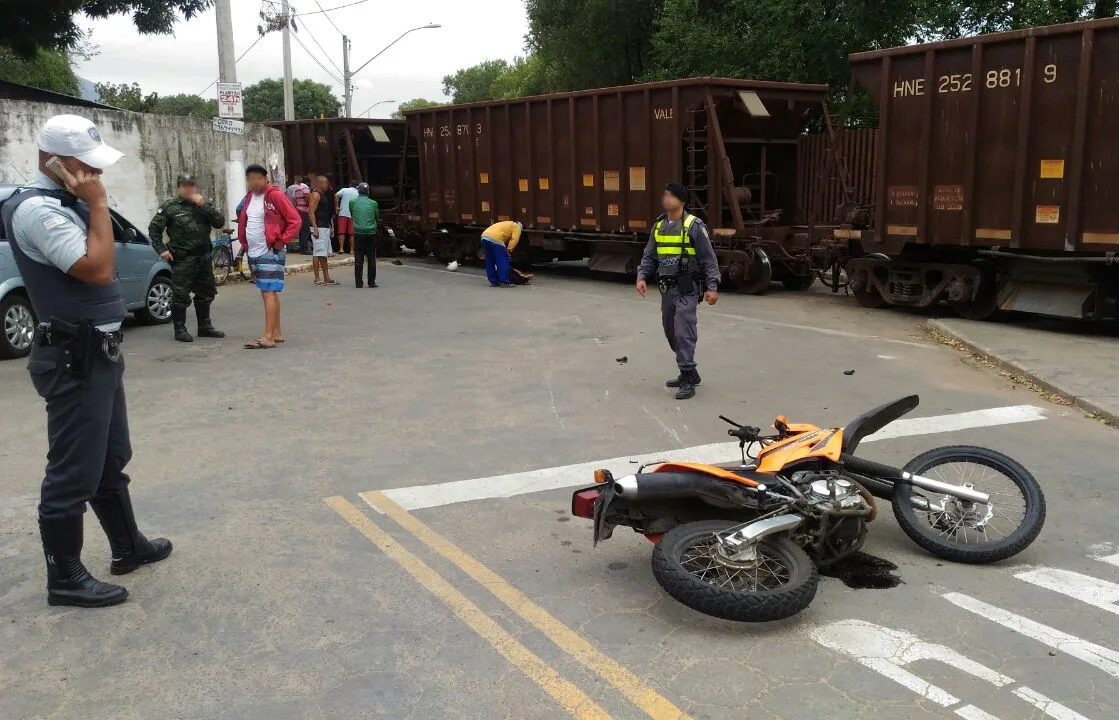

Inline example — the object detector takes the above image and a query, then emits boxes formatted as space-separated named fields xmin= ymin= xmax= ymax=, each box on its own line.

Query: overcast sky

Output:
xmin=74 ymin=0 xmax=529 ymax=117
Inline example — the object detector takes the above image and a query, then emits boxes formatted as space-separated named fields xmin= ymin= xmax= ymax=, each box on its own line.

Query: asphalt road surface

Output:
xmin=2 ymin=261 xmax=1116 ymax=720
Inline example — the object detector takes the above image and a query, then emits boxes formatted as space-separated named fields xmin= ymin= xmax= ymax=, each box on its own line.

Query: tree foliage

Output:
xmin=241 ymin=78 xmax=342 ymax=122
xmin=0 ymin=47 xmax=80 ymax=95
xmin=442 ymin=56 xmax=556 ymax=104
xmin=525 ymin=0 xmax=660 ymax=91
xmin=443 ymin=60 xmax=516 ymax=103
xmin=392 ymin=98 xmax=445 ymax=119
xmin=96 ymin=82 xmax=217 ymax=117
xmin=2 ymin=0 xmax=212 ymax=57
xmin=442 ymin=0 xmax=1117 ymax=107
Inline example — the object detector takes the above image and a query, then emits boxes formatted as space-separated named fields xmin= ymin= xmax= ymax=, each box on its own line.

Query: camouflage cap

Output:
xmin=177 ymin=173 xmax=198 ymax=186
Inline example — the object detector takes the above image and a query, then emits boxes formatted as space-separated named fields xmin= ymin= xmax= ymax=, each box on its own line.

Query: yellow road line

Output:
xmin=361 ymin=491 xmax=693 ymax=720
xmin=326 ymin=497 xmax=613 ymax=720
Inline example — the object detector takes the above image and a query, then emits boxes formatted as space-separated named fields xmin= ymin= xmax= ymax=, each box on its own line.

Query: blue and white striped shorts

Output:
xmin=248 ymin=250 xmax=286 ymax=292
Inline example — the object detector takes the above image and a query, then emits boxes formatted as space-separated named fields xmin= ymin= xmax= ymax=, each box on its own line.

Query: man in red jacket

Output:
xmin=238 ymin=164 xmax=301 ymax=348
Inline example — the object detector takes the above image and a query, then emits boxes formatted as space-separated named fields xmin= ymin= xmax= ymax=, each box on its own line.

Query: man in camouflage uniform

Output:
xmin=148 ymin=174 xmax=226 ymax=342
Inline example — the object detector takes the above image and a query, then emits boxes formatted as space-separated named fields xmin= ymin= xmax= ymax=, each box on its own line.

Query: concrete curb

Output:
xmin=286 ymin=255 xmax=356 ymax=275
xmin=223 ymin=255 xmax=355 ymax=284
xmin=924 ymin=319 xmax=1119 ymax=425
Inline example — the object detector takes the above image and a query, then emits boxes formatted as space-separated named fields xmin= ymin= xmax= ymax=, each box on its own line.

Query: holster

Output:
xmin=35 ymin=318 xmax=122 ymax=376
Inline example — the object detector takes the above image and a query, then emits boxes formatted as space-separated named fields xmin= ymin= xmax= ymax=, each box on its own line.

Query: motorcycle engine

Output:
xmin=792 ymin=472 xmax=868 ymax=511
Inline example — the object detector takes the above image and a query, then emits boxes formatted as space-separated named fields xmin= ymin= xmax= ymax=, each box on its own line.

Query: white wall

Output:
xmin=0 ymin=100 xmax=284 ymax=233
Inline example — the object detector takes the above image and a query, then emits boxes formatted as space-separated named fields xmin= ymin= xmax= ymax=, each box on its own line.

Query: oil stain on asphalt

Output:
xmin=819 ymin=552 xmax=903 ymax=589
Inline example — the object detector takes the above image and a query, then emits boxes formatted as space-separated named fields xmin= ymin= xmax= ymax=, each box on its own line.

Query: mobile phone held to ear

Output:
xmin=44 ymin=155 xmax=63 ymax=173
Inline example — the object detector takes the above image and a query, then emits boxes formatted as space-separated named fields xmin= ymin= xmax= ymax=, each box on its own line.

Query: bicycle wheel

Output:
xmin=212 ymin=246 xmax=231 ymax=286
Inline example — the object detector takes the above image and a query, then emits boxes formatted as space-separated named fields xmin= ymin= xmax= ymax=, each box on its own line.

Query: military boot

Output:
xmin=194 ymin=302 xmax=225 ymax=338
xmin=40 ymin=516 xmax=129 ymax=608
xmin=172 ymin=307 xmax=193 ymax=342
xmin=666 ymin=371 xmax=702 ymax=388
xmin=675 ymin=377 xmax=697 ymax=400
xmin=90 ymin=489 xmax=173 ymax=575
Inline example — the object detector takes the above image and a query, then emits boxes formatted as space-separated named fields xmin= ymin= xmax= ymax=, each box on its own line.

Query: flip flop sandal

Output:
xmin=314 ymin=281 xmax=325 ymax=286
xmin=243 ymin=339 xmax=277 ymax=350
xmin=325 ymin=280 xmax=340 ymax=285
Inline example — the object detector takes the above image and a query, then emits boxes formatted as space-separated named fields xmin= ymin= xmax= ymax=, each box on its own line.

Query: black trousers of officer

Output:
xmin=29 ymin=346 xmax=131 ymax=520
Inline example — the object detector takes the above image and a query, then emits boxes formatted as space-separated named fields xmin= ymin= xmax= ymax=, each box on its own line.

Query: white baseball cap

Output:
xmin=38 ymin=114 xmax=124 ymax=169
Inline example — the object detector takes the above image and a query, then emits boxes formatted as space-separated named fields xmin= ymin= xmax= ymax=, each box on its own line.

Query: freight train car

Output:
xmin=403 ymin=78 xmax=833 ymax=292
xmin=845 ymin=17 xmax=1119 ymax=320
xmin=266 ymin=118 xmax=423 ymax=254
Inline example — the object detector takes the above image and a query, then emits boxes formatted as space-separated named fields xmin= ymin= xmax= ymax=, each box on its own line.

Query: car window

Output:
xmin=111 ymin=212 xmax=149 ymax=245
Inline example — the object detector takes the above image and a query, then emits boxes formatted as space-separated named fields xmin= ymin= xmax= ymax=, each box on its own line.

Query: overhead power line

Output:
xmin=290 ymin=30 xmax=343 ymax=84
xmin=296 ymin=15 xmax=344 ymax=74
xmin=198 ymin=34 xmax=266 ymax=95
xmin=294 ymin=0 xmax=369 ymax=16
xmin=311 ymin=0 xmax=345 ymax=35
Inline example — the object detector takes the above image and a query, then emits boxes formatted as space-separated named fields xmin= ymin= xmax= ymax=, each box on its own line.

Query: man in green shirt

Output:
xmin=349 ymin=182 xmax=380 ymax=288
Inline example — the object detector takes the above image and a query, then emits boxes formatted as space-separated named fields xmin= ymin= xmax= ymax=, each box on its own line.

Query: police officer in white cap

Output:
xmin=1 ymin=115 xmax=172 ymax=608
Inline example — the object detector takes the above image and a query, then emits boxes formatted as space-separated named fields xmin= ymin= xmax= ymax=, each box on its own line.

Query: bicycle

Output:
xmin=212 ymin=233 xmax=252 ymax=285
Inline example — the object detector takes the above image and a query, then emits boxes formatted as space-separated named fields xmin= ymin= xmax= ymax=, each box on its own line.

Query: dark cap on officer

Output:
xmin=177 ymin=173 xmax=197 ymax=187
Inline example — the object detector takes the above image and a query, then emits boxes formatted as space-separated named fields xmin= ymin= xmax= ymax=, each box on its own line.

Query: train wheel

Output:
xmin=852 ymin=281 xmax=887 ymax=308
xmin=432 ymin=237 xmax=458 ymax=264
xmin=781 ymin=274 xmax=816 ymax=292
xmin=735 ymin=248 xmax=773 ymax=295
xmin=953 ymin=280 xmax=1000 ymax=321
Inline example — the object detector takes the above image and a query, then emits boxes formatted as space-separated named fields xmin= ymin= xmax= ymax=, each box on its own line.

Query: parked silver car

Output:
xmin=0 ymin=185 xmax=173 ymax=359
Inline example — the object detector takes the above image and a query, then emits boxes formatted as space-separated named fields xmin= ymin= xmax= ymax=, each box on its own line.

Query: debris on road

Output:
xmin=844 ymin=369 xmax=855 ymax=376
xmin=616 ymin=356 xmax=628 ymax=364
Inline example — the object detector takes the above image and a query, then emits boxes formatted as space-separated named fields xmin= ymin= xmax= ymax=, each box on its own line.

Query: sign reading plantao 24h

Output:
xmin=216 ymin=82 xmax=243 ymax=120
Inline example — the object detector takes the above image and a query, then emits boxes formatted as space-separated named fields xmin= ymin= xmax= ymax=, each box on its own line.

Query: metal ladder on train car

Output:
xmin=686 ymin=106 xmax=710 ymax=220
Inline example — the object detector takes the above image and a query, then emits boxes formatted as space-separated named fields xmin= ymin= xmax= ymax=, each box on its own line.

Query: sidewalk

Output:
xmin=927 ymin=317 xmax=1119 ymax=424
xmin=284 ymin=252 xmax=355 ymax=275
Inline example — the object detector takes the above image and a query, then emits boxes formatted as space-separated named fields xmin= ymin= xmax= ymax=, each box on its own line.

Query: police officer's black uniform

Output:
xmin=2 ymin=116 xmax=171 ymax=608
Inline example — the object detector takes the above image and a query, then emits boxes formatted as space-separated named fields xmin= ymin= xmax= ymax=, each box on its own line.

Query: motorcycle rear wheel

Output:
xmin=651 ymin=519 xmax=818 ymax=622
xmin=893 ymin=445 xmax=1045 ymax=564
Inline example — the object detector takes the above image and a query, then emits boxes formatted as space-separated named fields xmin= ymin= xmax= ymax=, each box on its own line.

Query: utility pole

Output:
xmin=342 ymin=35 xmax=352 ymax=118
xmin=215 ymin=0 xmax=237 ymax=82
xmin=281 ymin=0 xmax=295 ymax=120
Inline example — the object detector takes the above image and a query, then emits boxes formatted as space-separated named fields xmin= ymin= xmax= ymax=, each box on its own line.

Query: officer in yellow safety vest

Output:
xmin=636 ymin=182 xmax=720 ymax=400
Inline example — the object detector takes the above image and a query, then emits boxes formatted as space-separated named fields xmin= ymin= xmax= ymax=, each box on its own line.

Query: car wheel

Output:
xmin=137 ymin=275 xmax=173 ymax=325
xmin=0 ymin=293 xmax=37 ymax=359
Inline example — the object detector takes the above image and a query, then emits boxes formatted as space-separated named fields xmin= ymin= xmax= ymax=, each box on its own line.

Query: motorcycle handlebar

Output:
xmin=718 ymin=416 xmax=761 ymax=443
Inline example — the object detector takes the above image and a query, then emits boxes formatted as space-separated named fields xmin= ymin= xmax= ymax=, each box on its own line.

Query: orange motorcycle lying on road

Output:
xmin=571 ymin=395 xmax=1046 ymax=622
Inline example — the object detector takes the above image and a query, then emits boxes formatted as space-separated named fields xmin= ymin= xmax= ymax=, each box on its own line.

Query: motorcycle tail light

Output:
xmin=572 ymin=488 xmax=600 ymax=518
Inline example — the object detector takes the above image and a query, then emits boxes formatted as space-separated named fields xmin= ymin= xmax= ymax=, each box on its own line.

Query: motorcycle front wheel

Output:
xmin=650 ymin=520 xmax=818 ymax=622
xmin=893 ymin=445 xmax=1045 ymax=564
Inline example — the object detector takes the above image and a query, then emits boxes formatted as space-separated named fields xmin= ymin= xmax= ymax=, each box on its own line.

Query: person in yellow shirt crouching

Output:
xmin=480 ymin=220 xmax=522 ymax=287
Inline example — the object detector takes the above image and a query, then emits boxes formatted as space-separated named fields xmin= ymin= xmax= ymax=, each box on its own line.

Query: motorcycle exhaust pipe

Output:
xmin=612 ymin=473 xmax=746 ymax=506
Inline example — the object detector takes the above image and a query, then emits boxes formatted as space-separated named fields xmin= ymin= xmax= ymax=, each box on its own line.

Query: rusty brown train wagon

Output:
xmin=404 ymin=78 xmax=830 ymax=291
xmin=266 ymin=118 xmax=423 ymax=252
xmin=845 ymin=17 xmax=1119 ymax=320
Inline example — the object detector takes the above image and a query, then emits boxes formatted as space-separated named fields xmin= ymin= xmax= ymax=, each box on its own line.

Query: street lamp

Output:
xmin=361 ymin=100 xmax=397 ymax=117
xmin=343 ymin=23 xmax=441 ymax=117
